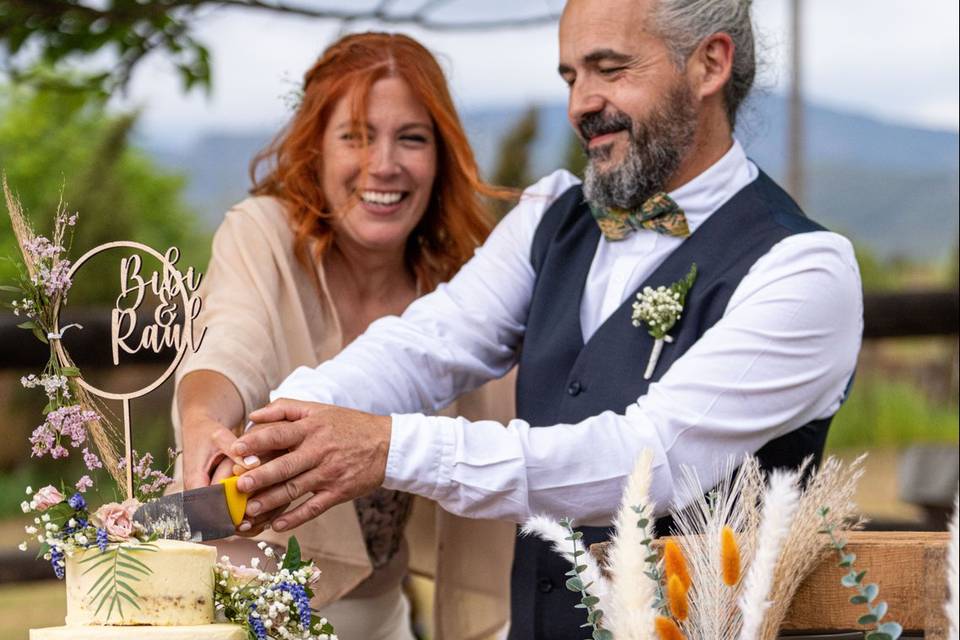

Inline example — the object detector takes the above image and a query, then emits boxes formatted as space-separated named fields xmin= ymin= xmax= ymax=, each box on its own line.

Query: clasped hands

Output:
xmin=193 ymin=400 xmax=392 ymax=534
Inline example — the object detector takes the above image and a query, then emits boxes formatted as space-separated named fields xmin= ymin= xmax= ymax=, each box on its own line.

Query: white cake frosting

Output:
xmin=64 ymin=539 xmax=217 ymax=626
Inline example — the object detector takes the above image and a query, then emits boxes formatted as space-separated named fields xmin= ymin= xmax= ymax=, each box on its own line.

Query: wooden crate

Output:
xmin=782 ymin=531 xmax=950 ymax=638
xmin=592 ymin=531 xmax=951 ymax=637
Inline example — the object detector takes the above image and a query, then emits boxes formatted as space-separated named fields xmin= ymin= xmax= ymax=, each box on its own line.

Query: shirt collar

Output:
xmin=667 ymin=138 xmax=757 ymax=235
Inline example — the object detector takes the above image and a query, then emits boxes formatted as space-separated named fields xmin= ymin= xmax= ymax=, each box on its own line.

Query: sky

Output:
xmin=112 ymin=0 xmax=960 ymax=149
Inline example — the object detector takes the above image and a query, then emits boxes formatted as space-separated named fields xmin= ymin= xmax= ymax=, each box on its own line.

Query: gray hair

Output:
xmin=651 ymin=0 xmax=756 ymax=128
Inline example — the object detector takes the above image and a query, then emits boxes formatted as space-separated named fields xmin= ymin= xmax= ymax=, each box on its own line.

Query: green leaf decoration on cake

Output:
xmin=80 ymin=542 xmax=158 ymax=622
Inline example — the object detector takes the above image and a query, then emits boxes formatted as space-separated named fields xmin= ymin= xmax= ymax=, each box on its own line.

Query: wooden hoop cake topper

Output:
xmin=51 ymin=241 xmax=205 ymax=499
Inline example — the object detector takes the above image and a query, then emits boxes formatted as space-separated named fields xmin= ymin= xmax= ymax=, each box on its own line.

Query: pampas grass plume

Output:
xmin=664 ymin=539 xmax=692 ymax=591
xmin=737 ymin=469 xmax=801 ymax=640
xmin=655 ymin=615 xmax=686 ymax=640
xmin=606 ymin=448 xmax=658 ymax=639
xmin=520 ymin=515 xmax=609 ymax=599
xmin=721 ymin=525 xmax=741 ymax=587
xmin=667 ymin=574 xmax=689 ymax=621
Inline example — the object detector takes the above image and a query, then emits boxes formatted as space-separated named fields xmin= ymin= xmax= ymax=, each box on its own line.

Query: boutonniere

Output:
xmin=631 ymin=263 xmax=698 ymax=379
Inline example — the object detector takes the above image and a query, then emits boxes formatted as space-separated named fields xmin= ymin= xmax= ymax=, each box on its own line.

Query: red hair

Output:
xmin=250 ymin=32 xmax=509 ymax=292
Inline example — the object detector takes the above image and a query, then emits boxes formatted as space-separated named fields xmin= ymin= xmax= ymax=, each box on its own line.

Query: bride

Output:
xmin=172 ymin=32 xmax=515 ymax=640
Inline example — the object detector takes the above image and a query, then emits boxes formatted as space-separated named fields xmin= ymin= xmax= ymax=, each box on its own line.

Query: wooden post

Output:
xmin=788 ymin=0 xmax=805 ymax=206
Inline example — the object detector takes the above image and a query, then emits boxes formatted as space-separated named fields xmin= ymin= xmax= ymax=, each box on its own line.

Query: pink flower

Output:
xmin=82 ymin=448 xmax=102 ymax=471
xmin=75 ymin=475 xmax=94 ymax=493
xmin=33 ymin=485 xmax=65 ymax=511
xmin=226 ymin=563 xmax=263 ymax=581
xmin=91 ymin=499 xmax=140 ymax=541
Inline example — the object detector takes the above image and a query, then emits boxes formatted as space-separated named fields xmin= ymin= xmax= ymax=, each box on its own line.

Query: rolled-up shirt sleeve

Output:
xmin=383 ymin=231 xmax=863 ymax=525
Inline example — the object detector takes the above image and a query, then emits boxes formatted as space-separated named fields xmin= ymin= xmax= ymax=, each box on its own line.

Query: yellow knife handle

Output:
xmin=217 ymin=476 xmax=248 ymax=527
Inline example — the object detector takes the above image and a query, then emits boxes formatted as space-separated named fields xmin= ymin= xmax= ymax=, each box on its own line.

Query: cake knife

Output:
xmin=133 ymin=476 xmax=248 ymax=542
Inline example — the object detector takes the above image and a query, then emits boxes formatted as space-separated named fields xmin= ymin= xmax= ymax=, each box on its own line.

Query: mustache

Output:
xmin=578 ymin=109 xmax=633 ymax=142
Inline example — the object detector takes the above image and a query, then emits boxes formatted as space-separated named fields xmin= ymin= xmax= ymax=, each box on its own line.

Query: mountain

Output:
xmin=144 ymin=93 xmax=959 ymax=261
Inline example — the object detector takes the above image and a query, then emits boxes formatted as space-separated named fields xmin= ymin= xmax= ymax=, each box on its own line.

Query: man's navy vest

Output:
xmin=508 ymin=171 xmax=834 ymax=639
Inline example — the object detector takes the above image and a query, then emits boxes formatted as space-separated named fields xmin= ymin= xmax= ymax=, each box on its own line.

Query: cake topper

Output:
xmin=51 ymin=241 xmax=206 ymax=498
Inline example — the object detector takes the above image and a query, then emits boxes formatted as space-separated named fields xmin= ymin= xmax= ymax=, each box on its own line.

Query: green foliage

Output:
xmin=80 ymin=542 xmax=158 ymax=622
xmin=826 ymin=375 xmax=959 ymax=450
xmin=631 ymin=503 xmax=668 ymax=614
xmin=490 ymin=105 xmax=539 ymax=217
xmin=0 ymin=81 xmax=208 ymax=304
xmin=673 ymin=263 xmax=697 ymax=307
xmin=818 ymin=507 xmax=903 ymax=640
xmin=0 ymin=3 xmax=211 ymax=95
xmin=559 ymin=518 xmax=612 ymax=639
xmin=281 ymin=535 xmax=302 ymax=571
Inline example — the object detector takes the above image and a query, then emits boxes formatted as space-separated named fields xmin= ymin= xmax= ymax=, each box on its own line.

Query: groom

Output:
xmin=226 ymin=0 xmax=862 ymax=636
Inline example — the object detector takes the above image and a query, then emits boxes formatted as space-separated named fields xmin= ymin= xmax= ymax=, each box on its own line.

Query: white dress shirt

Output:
xmin=272 ymin=140 xmax=863 ymax=525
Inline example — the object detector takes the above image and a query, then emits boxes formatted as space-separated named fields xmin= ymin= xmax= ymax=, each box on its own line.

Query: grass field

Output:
xmin=826 ymin=375 xmax=958 ymax=450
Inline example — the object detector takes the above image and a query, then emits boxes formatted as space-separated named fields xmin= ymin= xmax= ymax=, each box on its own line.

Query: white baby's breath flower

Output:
xmin=20 ymin=501 xmax=31 ymax=513
xmin=18 ymin=542 xmax=28 ymax=551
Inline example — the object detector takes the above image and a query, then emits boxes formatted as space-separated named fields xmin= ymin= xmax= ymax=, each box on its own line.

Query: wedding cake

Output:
xmin=30 ymin=540 xmax=246 ymax=639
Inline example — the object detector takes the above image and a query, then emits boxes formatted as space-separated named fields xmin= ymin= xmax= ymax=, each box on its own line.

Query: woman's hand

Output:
xmin=181 ymin=414 xmax=259 ymax=490
xmin=177 ymin=371 xmax=258 ymax=490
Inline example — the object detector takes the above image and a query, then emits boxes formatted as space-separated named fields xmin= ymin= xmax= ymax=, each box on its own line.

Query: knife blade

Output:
xmin=133 ymin=476 xmax=247 ymax=542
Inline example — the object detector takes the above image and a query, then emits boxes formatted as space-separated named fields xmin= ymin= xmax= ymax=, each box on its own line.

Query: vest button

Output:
xmin=537 ymin=577 xmax=554 ymax=593
xmin=567 ymin=380 xmax=582 ymax=396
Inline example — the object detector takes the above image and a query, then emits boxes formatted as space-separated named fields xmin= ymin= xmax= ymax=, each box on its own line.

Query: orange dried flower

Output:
xmin=667 ymin=573 xmax=689 ymax=621
xmin=655 ymin=615 xmax=686 ymax=640
xmin=720 ymin=525 xmax=741 ymax=586
xmin=663 ymin=539 xmax=692 ymax=590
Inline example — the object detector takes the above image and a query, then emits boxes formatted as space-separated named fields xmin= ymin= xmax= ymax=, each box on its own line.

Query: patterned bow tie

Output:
xmin=589 ymin=192 xmax=690 ymax=241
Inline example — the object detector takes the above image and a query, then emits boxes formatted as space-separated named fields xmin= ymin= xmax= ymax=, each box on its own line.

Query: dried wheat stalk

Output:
xmin=756 ymin=454 xmax=866 ymax=639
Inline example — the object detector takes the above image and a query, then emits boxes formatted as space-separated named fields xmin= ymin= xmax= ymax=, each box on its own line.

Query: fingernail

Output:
xmin=232 ymin=442 xmax=248 ymax=455
xmin=247 ymin=500 xmax=261 ymax=516
xmin=243 ymin=455 xmax=260 ymax=466
xmin=238 ymin=521 xmax=252 ymax=532
xmin=274 ymin=520 xmax=286 ymax=531
xmin=238 ymin=477 xmax=253 ymax=492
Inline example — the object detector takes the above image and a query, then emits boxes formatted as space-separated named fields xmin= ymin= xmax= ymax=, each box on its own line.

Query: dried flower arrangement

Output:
xmin=4 ymin=177 xmax=337 ymax=639
xmin=521 ymin=450 xmax=943 ymax=640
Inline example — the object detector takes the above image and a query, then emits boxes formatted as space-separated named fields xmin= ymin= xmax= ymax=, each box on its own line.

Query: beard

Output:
xmin=581 ymin=81 xmax=698 ymax=211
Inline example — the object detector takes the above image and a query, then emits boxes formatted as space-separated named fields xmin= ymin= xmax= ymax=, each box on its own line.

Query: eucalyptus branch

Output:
xmin=560 ymin=518 xmax=613 ymax=640
xmin=817 ymin=507 xmax=902 ymax=640
xmin=633 ymin=503 xmax=669 ymax=616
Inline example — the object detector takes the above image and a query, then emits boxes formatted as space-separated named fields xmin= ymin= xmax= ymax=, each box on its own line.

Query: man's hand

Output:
xmin=230 ymin=399 xmax=392 ymax=532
